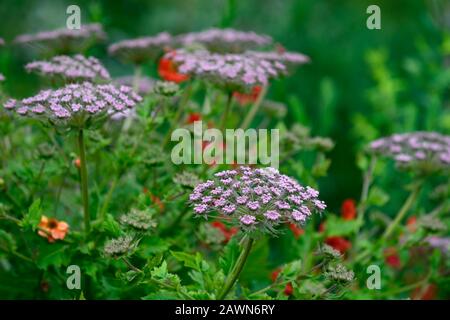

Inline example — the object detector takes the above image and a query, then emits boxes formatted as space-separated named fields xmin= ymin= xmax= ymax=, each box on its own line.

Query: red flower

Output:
xmin=406 ymin=216 xmax=417 ymax=233
xmin=284 ymin=282 xmax=294 ymax=296
xmin=384 ymin=247 xmax=401 ymax=269
xmin=270 ymin=268 xmax=293 ymax=296
xmin=233 ymin=86 xmax=262 ymax=105
xmin=411 ymin=284 xmax=437 ymax=300
xmin=341 ymin=199 xmax=357 ymax=220
xmin=210 ymin=221 xmax=238 ymax=243
xmin=271 ymin=268 xmax=281 ymax=282
xmin=288 ymin=223 xmax=304 ymax=239
xmin=325 ymin=236 xmax=352 ymax=254
xmin=158 ymin=53 xmax=189 ymax=83
xmin=187 ymin=112 xmax=202 ymax=124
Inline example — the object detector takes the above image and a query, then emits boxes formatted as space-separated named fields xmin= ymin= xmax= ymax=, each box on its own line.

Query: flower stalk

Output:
xmin=382 ymin=180 xmax=423 ymax=240
xmin=240 ymin=85 xmax=267 ymax=129
xmin=218 ymin=236 xmax=254 ymax=299
xmin=77 ymin=129 xmax=91 ymax=234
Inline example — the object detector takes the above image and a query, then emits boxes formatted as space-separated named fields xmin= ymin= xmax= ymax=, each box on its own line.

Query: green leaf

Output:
xmin=367 ymin=186 xmax=390 ymax=207
xmin=219 ymin=237 xmax=239 ymax=274
xmin=0 ymin=230 xmax=17 ymax=252
xmin=325 ymin=215 xmax=362 ymax=237
xmin=36 ymin=243 xmax=71 ymax=269
xmin=21 ymin=199 xmax=42 ymax=230
xmin=280 ymin=259 xmax=302 ymax=281
xmin=171 ymin=251 xmax=202 ymax=271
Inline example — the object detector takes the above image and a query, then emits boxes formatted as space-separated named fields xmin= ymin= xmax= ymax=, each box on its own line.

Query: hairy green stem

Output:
xmin=77 ymin=129 xmax=91 ymax=235
xmin=218 ymin=237 xmax=254 ymax=299
xmin=382 ymin=181 xmax=423 ymax=240
xmin=99 ymin=175 xmax=119 ymax=221
xmin=220 ymin=92 xmax=234 ymax=133
xmin=240 ymin=85 xmax=267 ymax=129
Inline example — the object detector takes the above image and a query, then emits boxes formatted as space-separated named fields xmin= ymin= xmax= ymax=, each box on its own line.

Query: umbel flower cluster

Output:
xmin=246 ymin=50 xmax=310 ymax=72
xmin=3 ymin=82 xmax=142 ymax=129
xmin=164 ymin=49 xmax=287 ymax=91
xmin=108 ymin=32 xmax=172 ymax=64
xmin=189 ymin=167 xmax=326 ymax=234
xmin=177 ymin=28 xmax=272 ymax=53
xmin=14 ymin=23 xmax=106 ymax=54
xmin=369 ymin=132 xmax=450 ymax=172
xmin=26 ymin=55 xmax=111 ymax=82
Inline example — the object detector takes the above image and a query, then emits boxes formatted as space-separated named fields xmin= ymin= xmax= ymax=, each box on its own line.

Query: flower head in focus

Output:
xmin=164 ymin=49 xmax=287 ymax=92
xmin=189 ymin=167 xmax=326 ymax=236
xmin=26 ymin=55 xmax=110 ymax=83
xmin=369 ymin=132 xmax=450 ymax=174
xmin=3 ymin=82 xmax=142 ymax=130
xmin=104 ymin=235 xmax=136 ymax=258
xmin=109 ymin=32 xmax=173 ymax=64
xmin=14 ymin=23 xmax=106 ymax=55
xmin=38 ymin=215 xmax=69 ymax=243
xmin=177 ymin=28 xmax=272 ymax=53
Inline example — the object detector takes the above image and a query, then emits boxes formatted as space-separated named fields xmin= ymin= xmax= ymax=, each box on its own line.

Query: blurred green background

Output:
xmin=0 ymin=0 xmax=449 ymax=212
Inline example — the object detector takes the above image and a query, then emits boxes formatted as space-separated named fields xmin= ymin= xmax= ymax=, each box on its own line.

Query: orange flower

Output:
xmin=325 ymin=236 xmax=352 ymax=254
xmin=406 ymin=216 xmax=417 ymax=233
xmin=341 ymin=199 xmax=357 ymax=220
xmin=38 ymin=215 xmax=69 ymax=243
xmin=233 ymin=86 xmax=262 ymax=105
xmin=74 ymin=158 xmax=81 ymax=169
xmin=158 ymin=53 xmax=189 ymax=83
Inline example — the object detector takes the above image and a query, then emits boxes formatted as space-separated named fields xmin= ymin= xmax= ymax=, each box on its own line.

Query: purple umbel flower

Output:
xmin=108 ymin=32 xmax=172 ymax=64
xmin=369 ymin=132 xmax=450 ymax=173
xmin=177 ymin=28 xmax=272 ymax=53
xmin=14 ymin=24 xmax=106 ymax=55
xmin=114 ymin=75 xmax=155 ymax=95
xmin=164 ymin=49 xmax=287 ymax=92
xmin=3 ymin=82 xmax=142 ymax=129
xmin=246 ymin=50 xmax=310 ymax=72
xmin=0 ymin=73 xmax=4 ymax=82
xmin=189 ymin=167 xmax=326 ymax=234
xmin=26 ymin=55 xmax=110 ymax=82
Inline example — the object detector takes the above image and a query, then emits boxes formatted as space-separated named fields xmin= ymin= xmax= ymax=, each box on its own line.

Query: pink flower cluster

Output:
xmin=26 ymin=55 xmax=110 ymax=82
xmin=14 ymin=24 xmax=106 ymax=53
xmin=3 ymin=82 xmax=142 ymax=129
xmin=164 ymin=49 xmax=287 ymax=91
xmin=370 ymin=132 xmax=450 ymax=171
xmin=246 ymin=50 xmax=310 ymax=72
xmin=178 ymin=28 xmax=272 ymax=53
xmin=108 ymin=32 xmax=172 ymax=64
xmin=189 ymin=167 xmax=326 ymax=233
